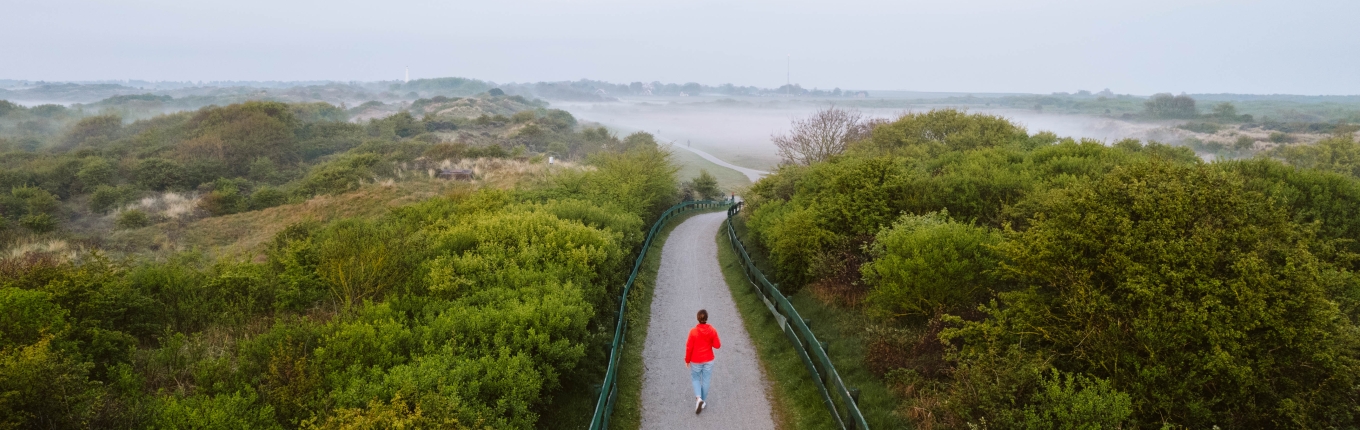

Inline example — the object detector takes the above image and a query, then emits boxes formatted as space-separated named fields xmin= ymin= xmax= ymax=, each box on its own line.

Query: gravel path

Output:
xmin=640 ymin=212 xmax=776 ymax=430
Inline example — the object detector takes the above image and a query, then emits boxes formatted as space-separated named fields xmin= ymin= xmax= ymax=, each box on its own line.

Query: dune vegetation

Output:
xmin=741 ymin=108 xmax=1360 ymax=428
xmin=0 ymin=93 xmax=705 ymax=428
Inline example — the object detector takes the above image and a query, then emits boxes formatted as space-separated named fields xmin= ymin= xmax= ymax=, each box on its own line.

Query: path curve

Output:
xmin=640 ymin=212 xmax=776 ymax=429
xmin=667 ymin=144 xmax=770 ymax=182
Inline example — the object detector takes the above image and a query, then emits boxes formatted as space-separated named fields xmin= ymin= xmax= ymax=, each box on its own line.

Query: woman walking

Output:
xmin=685 ymin=309 xmax=722 ymax=414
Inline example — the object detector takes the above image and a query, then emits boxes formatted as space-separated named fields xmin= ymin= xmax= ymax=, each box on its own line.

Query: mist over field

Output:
xmin=560 ymin=98 xmax=1177 ymax=171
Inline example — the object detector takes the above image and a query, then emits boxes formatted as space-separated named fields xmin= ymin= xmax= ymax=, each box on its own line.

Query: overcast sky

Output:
xmin=2 ymin=0 xmax=1356 ymax=95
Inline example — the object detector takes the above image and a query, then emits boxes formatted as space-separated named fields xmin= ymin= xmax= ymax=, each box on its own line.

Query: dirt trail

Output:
xmin=640 ymin=212 xmax=776 ymax=429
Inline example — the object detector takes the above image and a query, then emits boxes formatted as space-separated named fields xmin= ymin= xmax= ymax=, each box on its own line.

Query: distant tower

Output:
xmin=786 ymin=55 xmax=790 ymax=96
xmin=404 ymin=67 xmax=410 ymax=83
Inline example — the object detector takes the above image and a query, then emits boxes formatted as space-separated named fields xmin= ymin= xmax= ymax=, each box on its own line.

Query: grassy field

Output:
xmin=669 ymin=144 xmax=752 ymax=194
xmin=715 ymin=215 xmax=907 ymax=430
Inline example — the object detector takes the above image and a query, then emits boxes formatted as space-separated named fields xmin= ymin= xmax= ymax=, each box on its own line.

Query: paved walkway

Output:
xmin=669 ymin=144 xmax=770 ymax=182
xmin=640 ymin=212 xmax=776 ymax=429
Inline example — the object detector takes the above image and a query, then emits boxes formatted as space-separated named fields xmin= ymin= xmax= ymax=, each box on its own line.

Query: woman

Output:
xmin=685 ymin=309 xmax=722 ymax=414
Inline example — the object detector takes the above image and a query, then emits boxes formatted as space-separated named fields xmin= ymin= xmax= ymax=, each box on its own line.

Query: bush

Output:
xmin=680 ymin=170 xmax=723 ymax=201
xmin=248 ymin=186 xmax=288 ymax=210
xmin=152 ymin=391 xmax=282 ymax=430
xmin=969 ymin=161 xmax=1360 ymax=427
xmin=312 ymin=220 xmax=422 ymax=309
xmin=861 ymin=211 xmax=1001 ymax=323
xmin=0 ymin=288 xmax=67 ymax=349
xmin=294 ymin=153 xmax=381 ymax=197
xmin=116 ymin=209 xmax=152 ymax=229
xmin=857 ymin=109 xmax=1028 ymax=156
xmin=198 ymin=180 xmax=248 ymax=216
xmin=0 ymin=337 xmax=103 ymax=429
xmin=17 ymin=213 xmax=57 ymax=233
xmin=90 ymin=184 xmax=138 ymax=214
xmin=135 ymin=158 xmax=188 ymax=191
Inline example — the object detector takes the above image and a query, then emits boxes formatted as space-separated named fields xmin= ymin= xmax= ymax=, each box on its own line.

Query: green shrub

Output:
xmin=1009 ymin=370 xmax=1133 ymax=430
xmin=248 ymin=186 xmax=289 ymax=210
xmin=117 ymin=209 xmax=152 ymax=229
xmin=135 ymin=158 xmax=188 ymax=191
xmin=857 ymin=109 xmax=1029 ymax=156
xmin=681 ymin=169 xmax=723 ymax=201
xmin=152 ymin=391 xmax=282 ymax=430
xmin=90 ymin=184 xmax=123 ymax=214
xmin=971 ymin=161 xmax=1360 ymax=427
xmin=294 ymin=154 xmax=381 ymax=197
xmin=861 ymin=211 xmax=1002 ymax=322
xmin=76 ymin=157 xmax=116 ymax=191
xmin=18 ymin=213 xmax=57 ymax=233
xmin=198 ymin=180 xmax=247 ymax=216
xmin=0 ymin=337 xmax=103 ymax=429
xmin=312 ymin=220 xmax=422 ymax=309
xmin=0 ymin=288 xmax=67 ymax=349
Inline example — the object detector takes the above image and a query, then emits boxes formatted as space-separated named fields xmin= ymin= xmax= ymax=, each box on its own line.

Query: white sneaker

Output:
xmin=695 ymin=398 xmax=704 ymax=414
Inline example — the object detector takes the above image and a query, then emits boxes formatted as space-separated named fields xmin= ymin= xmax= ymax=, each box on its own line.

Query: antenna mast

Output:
xmin=786 ymin=54 xmax=790 ymax=96
xmin=404 ymin=66 xmax=410 ymax=83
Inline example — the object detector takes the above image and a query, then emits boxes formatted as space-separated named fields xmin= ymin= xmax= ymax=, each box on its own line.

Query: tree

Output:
xmin=771 ymin=106 xmax=865 ymax=165
xmin=1212 ymin=102 xmax=1239 ymax=120
xmin=1143 ymin=93 xmax=1197 ymax=119
xmin=681 ymin=170 xmax=722 ymax=201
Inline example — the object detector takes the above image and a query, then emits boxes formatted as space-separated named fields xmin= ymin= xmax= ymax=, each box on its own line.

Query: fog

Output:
xmin=4 ymin=1 xmax=1360 ymax=95
xmin=561 ymin=98 xmax=1176 ymax=171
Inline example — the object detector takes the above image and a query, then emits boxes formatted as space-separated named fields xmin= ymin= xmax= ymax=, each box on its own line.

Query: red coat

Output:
xmin=685 ymin=323 xmax=721 ymax=364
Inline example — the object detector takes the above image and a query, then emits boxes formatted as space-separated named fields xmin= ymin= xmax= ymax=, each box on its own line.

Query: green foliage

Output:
xmin=0 ymin=93 xmax=683 ymax=428
xmin=1143 ymin=93 xmax=1198 ymax=118
xmin=680 ymin=169 xmax=723 ymax=201
xmin=857 ymin=109 xmax=1029 ymax=156
xmin=312 ymin=220 xmax=422 ymax=309
xmin=117 ymin=209 xmax=152 ymax=229
xmin=90 ymin=184 xmax=138 ymax=214
xmin=18 ymin=213 xmax=57 ymax=233
xmin=747 ymin=109 xmax=1360 ymax=428
xmin=151 ymin=391 xmax=282 ymax=430
xmin=1270 ymin=133 xmax=1360 ymax=177
xmin=198 ymin=179 xmax=248 ymax=216
xmin=248 ymin=186 xmax=289 ymax=210
xmin=0 ymin=337 xmax=102 ymax=429
xmin=1010 ymin=370 xmax=1133 ymax=430
xmin=0 ymin=288 xmax=68 ymax=349
xmin=135 ymin=158 xmax=188 ymax=191
xmin=76 ymin=157 xmax=117 ymax=191
xmin=294 ymin=153 xmax=381 ymax=197
xmin=861 ymin=211 xmax=1001 ymax=322
xmin=966 ymin=161 xmax=1359 ymax=427
xmin=61 ymin=114 xmax=122 ymax=149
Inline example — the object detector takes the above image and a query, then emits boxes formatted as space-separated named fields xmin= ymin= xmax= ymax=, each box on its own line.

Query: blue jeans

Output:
xmin=690 ymin=361 xmax=713 ymax=401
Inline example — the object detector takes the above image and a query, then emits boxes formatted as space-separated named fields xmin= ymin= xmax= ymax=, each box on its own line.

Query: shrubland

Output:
xmin=742 ymin=109 xmax=1360 ymax=428
xmin=0 ymin=93 xmax=701 ymax=428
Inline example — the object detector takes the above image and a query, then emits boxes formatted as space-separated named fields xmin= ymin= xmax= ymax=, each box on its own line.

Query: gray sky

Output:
xmin=3 ymin=0 xmax=1356 ymax=95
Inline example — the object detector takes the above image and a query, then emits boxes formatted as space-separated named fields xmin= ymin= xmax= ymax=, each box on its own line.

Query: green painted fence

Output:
xmin=723 ymin=201 xmax=870 ymax=430
xmin=589 ymin=198 xmax=733 ymax=430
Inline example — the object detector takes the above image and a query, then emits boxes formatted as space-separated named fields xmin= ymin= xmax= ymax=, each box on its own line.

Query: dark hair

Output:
xmin=697 ymin=309 xmax=708 ymax=324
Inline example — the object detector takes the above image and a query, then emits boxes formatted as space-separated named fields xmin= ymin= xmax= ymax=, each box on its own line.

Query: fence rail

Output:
xmin=589 ymin=198 xmax=733 ymax=430
xmin=723 ymin=201 xmax=870 ymax=430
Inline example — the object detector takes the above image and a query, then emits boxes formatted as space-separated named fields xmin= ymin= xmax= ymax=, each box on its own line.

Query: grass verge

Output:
xmin=715 ymin=215 xmax=907 ymax=429
xmin=597 ymin=205 xmax=729 ymax=429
